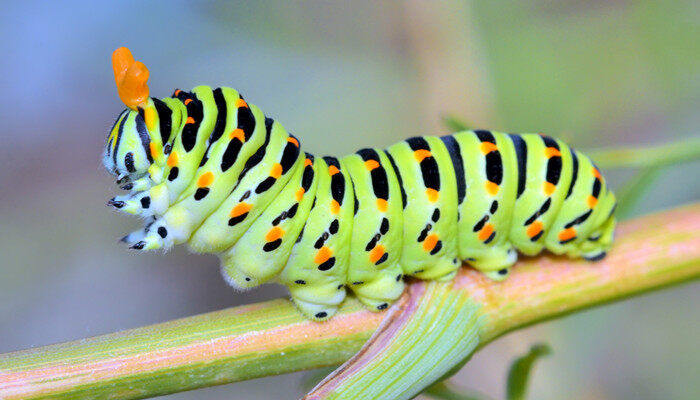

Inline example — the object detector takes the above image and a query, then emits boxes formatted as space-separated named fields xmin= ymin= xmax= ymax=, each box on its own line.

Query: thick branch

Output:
xmin=1 ymin=204 xmax=699 ymax=399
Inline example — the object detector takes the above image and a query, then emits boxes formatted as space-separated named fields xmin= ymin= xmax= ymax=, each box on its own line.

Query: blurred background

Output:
xmin=1 ymin=1 xmax=698 ymax=399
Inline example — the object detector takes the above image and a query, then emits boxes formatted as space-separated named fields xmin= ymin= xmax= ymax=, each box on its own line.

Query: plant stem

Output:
xmin=1 ymin=204 xmax=699 ymax=400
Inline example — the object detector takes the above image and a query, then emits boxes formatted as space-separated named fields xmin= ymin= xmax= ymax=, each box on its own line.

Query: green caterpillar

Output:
xmin=105 ymin=48 xmax=616 ymax=320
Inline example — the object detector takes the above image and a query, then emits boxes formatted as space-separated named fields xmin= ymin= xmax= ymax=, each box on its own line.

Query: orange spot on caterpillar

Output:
xmin=144 ymin=107 xmax=157 ymax=131
xmin=376 ymin=198 xmax=388 ymax=212
xmin=364 ymin=160 xmax=380 ymax=171
xmin=197 ymin=171 xmax=214 ymax=187
xmin=236 ymin=98 xmax=248 ymax=108
xmin=229 ymin=128 xmax=245 ymax=142
xmin=295 ymin=187 xmax=305 ymax=201
xmin=304 ymin=158 xmax=313 ymax=167
xmin=288 ymin=137 xmax=299 ymax=147
xmin=328 ymin=165 xmax=340 ymax=175
xmin=544 ymin=147 xmax=561 ymax=158
xmin=414 ymin=149 xmax=432 ymax=162
xmin=592 ymin=168 xmax=602 ymax=179
xmin=526 ymin=221 xmax=543 ymax=238
xmin=166 ymin=151 xmax=179 ymax=167
xmin=314 ymin=246 xmax=333 ymax=264
xmin=369 ymin=245 xmax=385 ymax=264
xmin=265 ymin=226 xmax=285 ymax=242
xmin=485 ymin=181 xmax=499 ymax=195
xmin=478 ymin=223 xmax=494 ymax=241
xmin=184 ymin=98 xmax=193 ymax=105
xmin=587 ymin=195 xmax=598 ymax=208
xmin=480 ymin=142 xmax=498 ymax=154
xmin=185 ymin=116 xmax=195 ymax=125
xmin=543 ymin=182 xmax=556 ymax=196
xmin=270 ymin=163 xmax=283 ymax=179
xmin=149 ymin=142 xmax=161 ymax=158
xmin=174 ymin=89 xmax=182 ymax=96
xmin=230 ymin=202 xmax=252 ymax=218
xmin=558 ymin=227 xmax=577 ymax=242
xmin=330 ymin=199 xmax=340 ymax=214
xmin=426 ymin=188 xmax=439 ymax=202
xmin=423 ymin=234 xmax=439 ymax=252
xmin=112 ymin=47 xmax=150 ymax=110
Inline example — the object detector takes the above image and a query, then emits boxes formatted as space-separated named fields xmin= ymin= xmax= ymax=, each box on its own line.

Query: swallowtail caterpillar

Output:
xmin=104 ymin=47 xmax=617 ymax=320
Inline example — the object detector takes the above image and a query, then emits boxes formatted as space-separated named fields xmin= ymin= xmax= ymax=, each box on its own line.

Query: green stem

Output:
xmin=1 ymin=204 xmax=699 ymax=400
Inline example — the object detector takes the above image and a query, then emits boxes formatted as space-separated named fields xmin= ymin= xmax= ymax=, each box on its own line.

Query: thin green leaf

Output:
xmin=588 ymin=136 xmax=700 ymax=170
xmin=614 ymin=166 xmax=667 ymax=220
xmin=506 ymin=344 xmax=551 ymax=400
xmin=424 ymin=380 xmax=494 ymax=400
xmin=301 ymin=366 xmax=338 ymax=392
xmin=442 ymin=115 xmax=472 ymax=132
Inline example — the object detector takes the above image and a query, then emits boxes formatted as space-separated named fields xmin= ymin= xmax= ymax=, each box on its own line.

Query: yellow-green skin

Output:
xmin=104 ymin=86 xmax=617 ymax=320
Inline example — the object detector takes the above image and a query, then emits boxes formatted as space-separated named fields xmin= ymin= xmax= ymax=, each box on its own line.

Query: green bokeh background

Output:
xmin=0 ymin=1 xmax=697 ymax=399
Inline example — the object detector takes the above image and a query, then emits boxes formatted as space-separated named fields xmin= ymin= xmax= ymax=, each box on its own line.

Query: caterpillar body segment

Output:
xmin=104 ymin=48 xmax=617 ymax=320
xmin=342 ymin=149 xmax=406 ymax=310
xmin=451 ymin=131 xmax=519 ymax=277
xmin=385 ymin=136 xmax=461 ymax=282
xmin=221 ymin=152 xmax=317 ymax=288
xmin=279 ymin=156 xmax=355 ymax=319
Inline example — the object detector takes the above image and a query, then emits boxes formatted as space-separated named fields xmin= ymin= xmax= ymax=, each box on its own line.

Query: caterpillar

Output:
xmin=104 ymin=47 xmax=617 ymax=320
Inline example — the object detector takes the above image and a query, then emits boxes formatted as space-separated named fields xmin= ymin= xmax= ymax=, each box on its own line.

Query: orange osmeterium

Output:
xmin=112 ymin=47 xmax=150 ymax=110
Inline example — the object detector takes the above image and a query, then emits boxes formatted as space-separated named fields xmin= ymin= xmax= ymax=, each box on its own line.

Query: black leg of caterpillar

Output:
xmin=108 ymin=192 xmax=151 ymax=215
xmin=107 ymin=198 xmax=125 ymax=208
xmin=584 ymin=251 xmax=606 ymax=262
xmin=129 ymin=241 xmax=146 ymax=250
xmin=127 ymin=235 xmax=163 ymax=251
xmin=116 ymin=174 xmax=130 ymax=185
xmin=124 ymin=176 xmax=153 ymax=192
xmin=122 ymin=223 xmax=167 ymax=251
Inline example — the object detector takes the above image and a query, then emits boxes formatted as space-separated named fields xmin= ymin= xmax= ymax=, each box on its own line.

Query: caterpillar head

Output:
xmin=103 ymin=47 xmax=155 ymax=181
xmin=103 ymin=107 xmax=154 ymax=181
